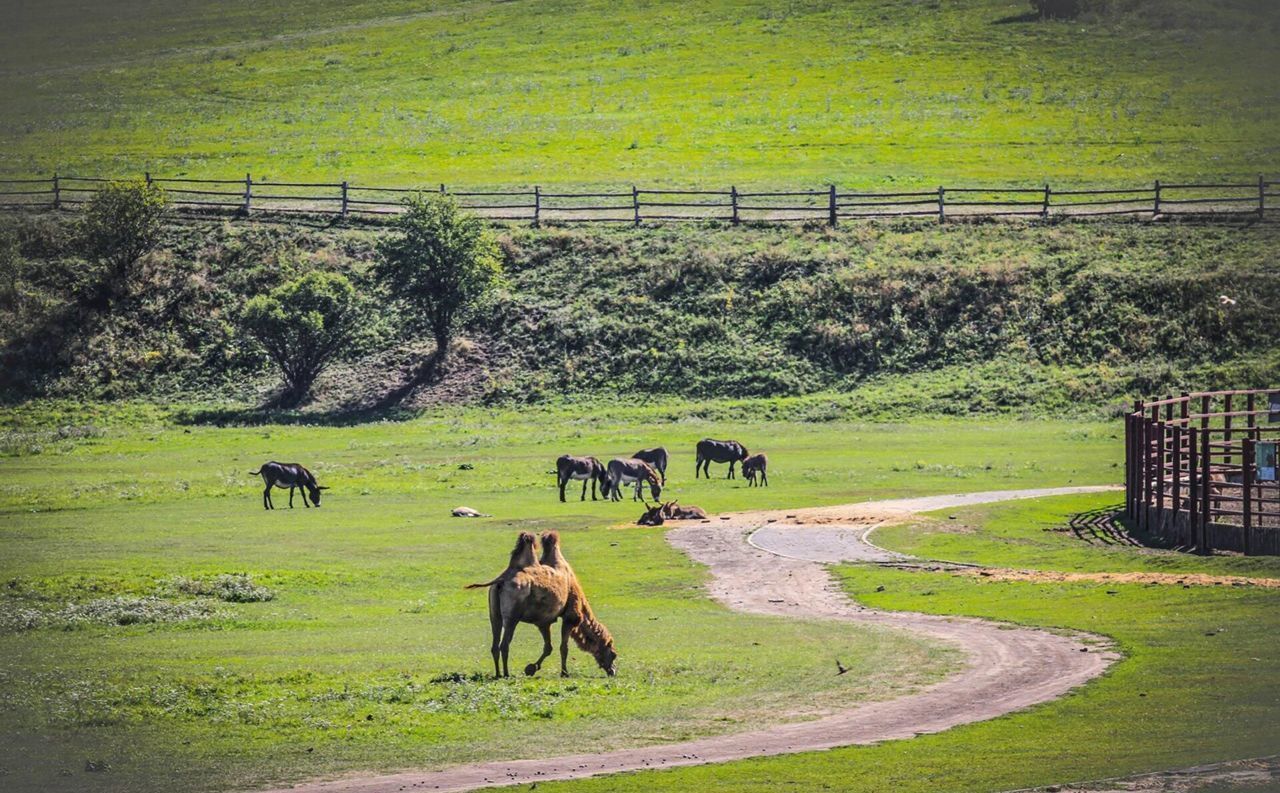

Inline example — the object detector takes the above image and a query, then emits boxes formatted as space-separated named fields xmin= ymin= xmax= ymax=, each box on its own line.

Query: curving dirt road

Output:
xmin=262 ymin=487 xmax=1120 ymax=793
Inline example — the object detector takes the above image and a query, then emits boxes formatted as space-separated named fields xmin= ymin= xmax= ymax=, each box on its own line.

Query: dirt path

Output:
xmin=261 ymin=487 xmax=1121 ymax=793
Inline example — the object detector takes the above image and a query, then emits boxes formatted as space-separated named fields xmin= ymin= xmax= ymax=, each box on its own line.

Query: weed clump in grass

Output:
xmin=168 ymin=573 xmax=275 ymax=603
xmin=0 ymin=596 xmax=225 ymax=632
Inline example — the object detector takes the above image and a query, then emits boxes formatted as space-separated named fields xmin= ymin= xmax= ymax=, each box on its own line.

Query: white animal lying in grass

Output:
xmin=452 ymin=506 xmax=491 ymax=518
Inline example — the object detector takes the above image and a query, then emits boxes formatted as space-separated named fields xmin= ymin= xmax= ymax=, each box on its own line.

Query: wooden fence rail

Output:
xmin=1126 ymin=388 xmax=1280 ymax=555
xmin=0 ymin=173 xmax=1275 ymax=226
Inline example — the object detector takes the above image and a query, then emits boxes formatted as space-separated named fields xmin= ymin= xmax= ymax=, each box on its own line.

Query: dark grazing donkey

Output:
xmin=742 ymin=453 xmax=769 ymax=487
xmin=695 ymin=438 xmax=749 ymax=479
xmin=251 ymin=462 xmax=328 ymax=510
xmin=604 ymin=458 xmax=662 ymax=502
xmin=556 ymin=455 xmax=608 ymax=502
xmin=632 ymin=447 xmax=669 ymax=484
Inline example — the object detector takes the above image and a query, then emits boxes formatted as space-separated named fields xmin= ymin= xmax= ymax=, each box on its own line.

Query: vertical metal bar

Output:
xmin=1172 ymin=424 xmax=1182 ymax=519
xmin=1224 ymin=393 xmax=1233 ymax=454
xmin=828 ymin=184 xmax=837 ymax=227
xmin=242 ymin=173 xmax=252 ymax=213
xmin=1188 ymin=426 xmax=1199 ymax=550
xmin=1201 ymin=426 xmax=1212 ymax=554
xmin=533 ymin=186 xmax=541 ymax=227
xmin=340 ymin=181 xmax=349 ymax=216
xmin=1242 ymin=438 xmax=1253 ymax=555
xmin=1125 ymin=413 xmax=1134 ymax=519
xmin=937 ymin=186 xmax=945 ymax=222
xmin=730 ymin=186 xmax=739 ymax=226
xmin=1200 ymin=394 xmax=1210 ymax=430
xmin=1247 ymin=392 xmax=1256 ymax=431
xmin=632 ymin=185 xmax=640 ymax=227
xmin=1154 ymin=179 xmax=1161 ymax=215
xmin=1042 ymin=184 xmax=1050 ymax=218
xmin=1156 ymin=421 xmax=1167 ymax=531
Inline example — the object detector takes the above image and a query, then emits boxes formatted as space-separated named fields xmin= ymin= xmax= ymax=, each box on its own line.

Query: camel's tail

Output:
xmin=464 ymin=576 xmax=502 ymax=590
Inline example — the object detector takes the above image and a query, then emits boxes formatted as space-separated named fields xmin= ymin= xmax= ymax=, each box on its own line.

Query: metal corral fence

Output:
xmin=0 ymin=172 xmax=1277 ymax=225
xmin=1125 ymin=388 xmax=1280 ymax=555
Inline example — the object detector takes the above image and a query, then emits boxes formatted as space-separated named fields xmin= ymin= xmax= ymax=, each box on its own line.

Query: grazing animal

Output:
xmin=632 ymin=447 xmax=669 ymax=484
xmin=466 ymin=532 xmax=617 ymax=678
xmin=637 ymin=500 xmax=710 ymax=526
xmin=695 ymin=438 xmax=749 ymax=479
xmin=605 ymin=458 xmax=662 ymax=502
xmin=556 ymin=455 xmax=608 ymax=502
xmin=250 ymin=462 xmax=328 ymax=510
xmin=742 ymin=453 xmax=769 ymax=487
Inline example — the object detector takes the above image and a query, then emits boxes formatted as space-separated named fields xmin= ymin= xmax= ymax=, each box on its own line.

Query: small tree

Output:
xmin=240 ymin=271 xmax=362 ymax=407
xmin=78 ymin=181 xmax=167 ymax=306
xmin=375 ymin=194 xmax=502 ymax=371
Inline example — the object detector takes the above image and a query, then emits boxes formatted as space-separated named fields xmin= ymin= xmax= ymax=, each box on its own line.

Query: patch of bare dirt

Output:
xmin=956 ymin=567 xmax=1280 ymax=589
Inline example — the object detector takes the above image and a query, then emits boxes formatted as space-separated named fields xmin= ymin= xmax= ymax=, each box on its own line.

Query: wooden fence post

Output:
xmin=1156 ymin=421 xmax=1167 ymax=534
xmin=633 ymin=185 xmax=640 ymax=226
xmin=1124 ymin=413 xmax=1133 ymax=519
xmin=937 ymin=186 xmax=945 ymax=222
xmin=533 ymin=186 xmax=541 ymax=227
xmin=1200 ymin=425 xmax=1212 ymax=553
xmin=730 ymin=186 xmax=739 ymax=226
xmin=828 ymin=184 xmax=837 ymax=227
xmin=440 ymin=184 xmax=446 ymax=195
xmin=52 ymin=173 xmax=60 ymax=210
xmin=1042 ymin=184 xmax=1050 ymax=218
xmin=340 ymin=181 xmax=349 ymax=216
xmin=1153 ymin=179 xmax=1161 ymax=216
xmin=1259 ymin=174 xmax=1266 ymax=219
xmin=144 ymin=171 xmax=152 ymax=188
xmin=1242 ymin=437 xmax=1253 ymax=555
xmin=243 ymin=173 xmax=252 ymax=213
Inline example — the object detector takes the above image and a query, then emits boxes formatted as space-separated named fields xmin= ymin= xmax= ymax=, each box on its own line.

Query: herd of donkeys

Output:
xmin=249 ymin=438 xmax=767 ymax=524
xmin=557 ymin=438 xmax=768 ymax=526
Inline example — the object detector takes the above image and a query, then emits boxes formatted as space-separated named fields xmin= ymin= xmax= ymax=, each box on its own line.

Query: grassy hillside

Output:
xmin=3 ymin=214 xmax=1278 ymax=414
xmin=3 ymin=0 xmax=1279 ymax=185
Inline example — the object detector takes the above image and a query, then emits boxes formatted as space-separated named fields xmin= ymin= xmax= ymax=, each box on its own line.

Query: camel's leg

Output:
xmin=488 ymin=588 xmax=503 ymax=678
xmin=527 ymin=623 xmax=553 ymax=676
xmin=559 ymin=618 xmax=573 ymax=676
xmin=581 ymin=477 xmax=588 ymax=502
xmin=498 ymin=618 xmax=519 ymax=678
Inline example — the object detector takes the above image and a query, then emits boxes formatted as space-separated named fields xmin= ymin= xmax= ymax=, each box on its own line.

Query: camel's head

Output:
xmin=595 ymin=639 xmax=618 ymax=677
xmin=539 ymin=531 xmax=561 ymax=565
xmin=511 ymin=532 xmax=538 ymax=567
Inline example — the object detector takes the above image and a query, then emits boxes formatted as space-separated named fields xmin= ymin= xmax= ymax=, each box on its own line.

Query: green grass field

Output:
xmin=0 ymin=398 xmax=1121 ymax=792
xmin=3 ymin=0 xmax=1279 ymax=185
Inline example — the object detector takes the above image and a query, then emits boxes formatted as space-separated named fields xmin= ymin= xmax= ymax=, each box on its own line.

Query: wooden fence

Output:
xmin=0 ymin=172 xmax=1277 ymax=225
xmin=1125 ymin=388 xmax=1280 ymax=556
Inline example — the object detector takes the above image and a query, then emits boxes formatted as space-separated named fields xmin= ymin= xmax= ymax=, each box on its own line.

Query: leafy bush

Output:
xmin=240 ymin=271 xmax=363 ymax=406
xmin=375 ymin=194 xmax=502 ymax=367
xmin=0 ymin=596 xmax=224 ymax=633
xmin=77 ymin=181 xmax=167 ymax=307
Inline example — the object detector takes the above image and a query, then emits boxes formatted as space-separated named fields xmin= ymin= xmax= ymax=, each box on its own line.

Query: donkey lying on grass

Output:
xmin=251 ymin=462 xmax=328 ymax=509
xmin=636 ymin=500 xmax=710 ymax=526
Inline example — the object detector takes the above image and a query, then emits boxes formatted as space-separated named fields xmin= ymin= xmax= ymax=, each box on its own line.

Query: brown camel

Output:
xmin=466 ymin=531 xmax=617 ymax=678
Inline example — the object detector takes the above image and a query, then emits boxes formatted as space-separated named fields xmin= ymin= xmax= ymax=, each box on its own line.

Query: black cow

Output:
xmin=251 ymin=462 xmax=328 ymax=510
xmin=632 ymin=447 xmax=669 ymax=484
xmin=556 ymin=455 xmax=607 ymax=502
xmin=695 ymin=438 xmax=749 ymax=479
